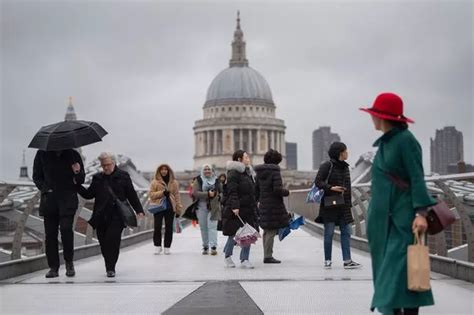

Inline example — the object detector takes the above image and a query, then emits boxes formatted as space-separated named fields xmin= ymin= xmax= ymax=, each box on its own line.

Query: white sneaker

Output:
xmin=240 ymin=260 xmax=254 ymax=269
xmin=324 ymin=260 xmax=332 ymax=269
xmin=154 ymin=246 xmax=162 ymax=255
xmin=224 ymin=256 xmax=236 ymax=268
xmin=164 ymin=248 xmax=171 ymax=255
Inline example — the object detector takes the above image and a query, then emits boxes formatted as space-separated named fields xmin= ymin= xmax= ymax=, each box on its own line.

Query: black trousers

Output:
xmin=96 ymin=218 xmax=124 ymax=272
xmin=43 ymin=215 xmax=75 ymax=270
xmin=153 ymin=209 xmax=174 ymax=248
xmin=394 ymin=308 xmax=419 ymax=315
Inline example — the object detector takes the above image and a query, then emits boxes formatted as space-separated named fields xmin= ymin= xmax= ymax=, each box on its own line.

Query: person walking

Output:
xmin=254 ymin=149 xmax=289 ymax=264
xmin=360 ymin=92 xmax=436 ymax=315
xmin=78 ymin=152 xmax=144 ymax=277
xmin=149 ymin=164 xmax=183 ymax=255
xmin=33 ymin=149 xmax=85 ymax=278
xmin=314 ymin=142 xmax=361 ymax=270
xmin=192 ymin=164 xmax=222 ymax=255
xmin=222 ymin=150 xmax=258 ymax=269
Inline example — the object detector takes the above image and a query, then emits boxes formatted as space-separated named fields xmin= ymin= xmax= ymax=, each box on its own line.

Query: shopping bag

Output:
xmin=407 ymin=232 xmax=431 ymax=292
xmin=173 ymin=217 xmax=183 ymax=234
xmin=306 ymin=184 xmax=324 ymax=204
xmin=234 ymin=214 xmax=260 ymax=247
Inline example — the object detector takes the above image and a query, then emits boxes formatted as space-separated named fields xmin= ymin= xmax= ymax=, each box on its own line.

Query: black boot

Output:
xmin=106 ymin=270 xmax=116 ymax=278
xmin=263 ymin=257 xmax=281 ymax=264
xmin=65 ymin=261 xmax=75 ymax=277
xmin=45 ymin=268 xmax=59 ymax=278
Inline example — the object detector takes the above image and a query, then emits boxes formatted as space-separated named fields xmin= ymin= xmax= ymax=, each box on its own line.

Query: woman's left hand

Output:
xmin=412 ymin=215 xmax=428 ymax=234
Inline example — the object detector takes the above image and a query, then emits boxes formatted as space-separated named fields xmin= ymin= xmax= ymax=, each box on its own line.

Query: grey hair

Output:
xmin=98 ymin=152 xmax=116 ymax=163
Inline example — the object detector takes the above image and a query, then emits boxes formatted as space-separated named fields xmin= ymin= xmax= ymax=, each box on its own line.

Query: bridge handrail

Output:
xmin=286 ymin=172 xmax=474 ymax=264
xmin=0 ymin=179 xmax=192 ymax=262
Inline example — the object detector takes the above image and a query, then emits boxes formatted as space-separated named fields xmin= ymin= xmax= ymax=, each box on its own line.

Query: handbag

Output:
xmin=306 ymin=162 xmax=333 ymax=204
xmin=147 ymin=197 xmax=169 ymax=214
xmin=323 ymin=194 xmax=345 ymax=208
xmin=106 ymin=183 xmax=137 ymax=228
xmin=425 ymin=199 xmax=455 ymax=235
xmin=383 ymin=172 xmax=455 ymax=235
xmin=182 ymin=200 xmax=199 ymax=221
xmin=407 ymin=232 xmax=431 ymax=292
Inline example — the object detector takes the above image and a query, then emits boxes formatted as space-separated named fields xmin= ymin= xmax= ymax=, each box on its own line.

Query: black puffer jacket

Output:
xmin=222 ymin=161 xmax=258 ymax=236
xmin=254 ymin=164 xmax=290 ymax=230
xmin=314 ymin=159 xmax=353 ymax=225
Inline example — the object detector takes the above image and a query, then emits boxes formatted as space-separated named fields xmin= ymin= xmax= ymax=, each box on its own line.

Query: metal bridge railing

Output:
xmin=287 ymin=173 xmax=474 ymax=263
xmin=0 ymin=180 xmax=192 ymax=262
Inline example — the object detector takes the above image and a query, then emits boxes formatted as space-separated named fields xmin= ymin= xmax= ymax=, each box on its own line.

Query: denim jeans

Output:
xmin=324 ymin=222 xmax=352 ymax=261
xmin=223 ymin=235 xmax=250 ymax=261
xmin=196 ymin=207 xmax=218 ymax=248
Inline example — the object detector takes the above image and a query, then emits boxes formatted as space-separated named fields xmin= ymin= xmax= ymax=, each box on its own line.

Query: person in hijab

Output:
xmin=192 ymin=164 xmax=222 ymax=255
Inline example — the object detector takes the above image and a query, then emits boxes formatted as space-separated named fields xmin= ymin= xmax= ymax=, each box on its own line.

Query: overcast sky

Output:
xmin=1 ymin=0 xmax=472 ymax=180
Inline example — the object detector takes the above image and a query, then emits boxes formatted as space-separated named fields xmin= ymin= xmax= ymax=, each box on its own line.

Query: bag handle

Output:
xmin=236 ymin=213 xmax=246 ymax=226
xmin=413 ymin=231 xmax=426 ymax=246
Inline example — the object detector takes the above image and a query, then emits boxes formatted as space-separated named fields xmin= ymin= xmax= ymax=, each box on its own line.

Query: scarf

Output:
xmin=200 ymin=164 xmax=217 ymax=191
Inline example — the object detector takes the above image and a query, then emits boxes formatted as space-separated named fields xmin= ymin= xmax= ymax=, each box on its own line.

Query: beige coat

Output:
xmin=148 ymin=164 xmax=183 ymax=215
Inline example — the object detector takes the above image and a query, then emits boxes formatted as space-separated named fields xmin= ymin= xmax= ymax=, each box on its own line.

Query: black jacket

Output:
xmin=33 ymin=149 xmax=85 ymax=216
xmin=78 ymin=167 xmax=144 ymax=228
xmin=314 ymin=159 xmax=353 ymax=225
xmin=254 ymin=164 xmax=290 ymax=230
xmin=222 ymin=161 xmax=258 ymax=236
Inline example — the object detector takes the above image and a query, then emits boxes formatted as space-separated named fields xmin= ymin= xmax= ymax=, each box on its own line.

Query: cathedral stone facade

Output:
xmin=193 ymin=13 xmax=287 ymax=170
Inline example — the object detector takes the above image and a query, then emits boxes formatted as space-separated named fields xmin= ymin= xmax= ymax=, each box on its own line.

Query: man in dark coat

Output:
xmin=33 ymin=149 xmax=85 ymax=278
xmin=78 ymin=152 xmax=144 ymax=277
xmin=222 ymin=150 xmax=258 ymax=269
xmin=314 ymin=142 xmax=361 ymax=269
xmin=255 ymin=149 xmax=289 ymax=264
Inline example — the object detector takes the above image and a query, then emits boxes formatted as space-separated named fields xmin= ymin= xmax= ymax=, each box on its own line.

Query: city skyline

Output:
xmin=1 ymin=1 xmax=472 ymax=179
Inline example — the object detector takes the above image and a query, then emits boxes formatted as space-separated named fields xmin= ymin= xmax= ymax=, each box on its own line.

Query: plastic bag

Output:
xmin=234 ymin=214 xmax=260 ymax=247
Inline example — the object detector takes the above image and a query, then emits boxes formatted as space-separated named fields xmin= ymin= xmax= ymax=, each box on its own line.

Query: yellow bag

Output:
xmin=407 ymin=232 xmax=431 ymax=292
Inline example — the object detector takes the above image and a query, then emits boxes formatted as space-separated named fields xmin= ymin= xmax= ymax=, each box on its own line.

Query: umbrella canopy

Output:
xmin=28 ymin=120 xmax=108 ymax=151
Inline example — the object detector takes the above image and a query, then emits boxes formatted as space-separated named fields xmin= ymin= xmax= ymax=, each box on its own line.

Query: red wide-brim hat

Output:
xmin=360 ymin=92 xmax=415 ymax=124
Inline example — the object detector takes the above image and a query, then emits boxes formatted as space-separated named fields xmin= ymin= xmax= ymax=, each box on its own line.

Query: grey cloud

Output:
xmin=1 ymin=0 xmax=472 ymax=179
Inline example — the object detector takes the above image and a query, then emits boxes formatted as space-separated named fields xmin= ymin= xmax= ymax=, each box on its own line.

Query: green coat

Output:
xmin=367 ymin=128 xmax=436 ymax=314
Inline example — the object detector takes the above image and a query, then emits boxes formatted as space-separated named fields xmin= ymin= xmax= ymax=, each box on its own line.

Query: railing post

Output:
xmin=11 ymin=191 xmax=41 ymax=260
xmin=434 ymin=180 xmax=474 ymax=262
xmin=350 ymin=191 xmax=362 ymax=237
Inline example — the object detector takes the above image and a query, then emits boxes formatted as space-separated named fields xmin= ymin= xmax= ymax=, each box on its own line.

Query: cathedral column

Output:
xmin=213 ymin=130 xmax=218 ymax=155
xmin=239 ymin=129 xmax=243 ymax=150
xmin=270 ymin=131 xmax=275 ymax=150
xmin=206 ymin=131 xmax=211 ymax=156
xmin=256 ymin=130 xmax=261 ymax=154
xmin=281 ymin=132 xmax=286 ymax=156
xmin=248 ymin=129 xmax=253 ymax=154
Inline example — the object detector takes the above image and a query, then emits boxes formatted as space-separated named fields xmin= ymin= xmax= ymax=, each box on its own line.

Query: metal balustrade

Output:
xmin=0 ymin=180 xmax=192 ymax=263
xmin=286 ymin=172 xmax=474 ymax=263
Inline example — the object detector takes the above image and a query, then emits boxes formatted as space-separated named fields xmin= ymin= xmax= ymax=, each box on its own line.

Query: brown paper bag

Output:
xmin=407 ymin=232 xmax=431 ymax=292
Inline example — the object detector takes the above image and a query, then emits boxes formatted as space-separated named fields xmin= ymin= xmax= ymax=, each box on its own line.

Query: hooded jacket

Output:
xmin=148 ymin=164 xmax=183 ymax=215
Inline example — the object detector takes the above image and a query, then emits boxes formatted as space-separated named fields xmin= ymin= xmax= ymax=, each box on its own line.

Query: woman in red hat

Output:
xmin=360 ymin=93 xmax=436 ymax=315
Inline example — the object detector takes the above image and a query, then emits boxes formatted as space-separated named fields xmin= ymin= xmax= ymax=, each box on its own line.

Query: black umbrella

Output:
xmin=28 ymin=120 xmax=108 ymax=151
